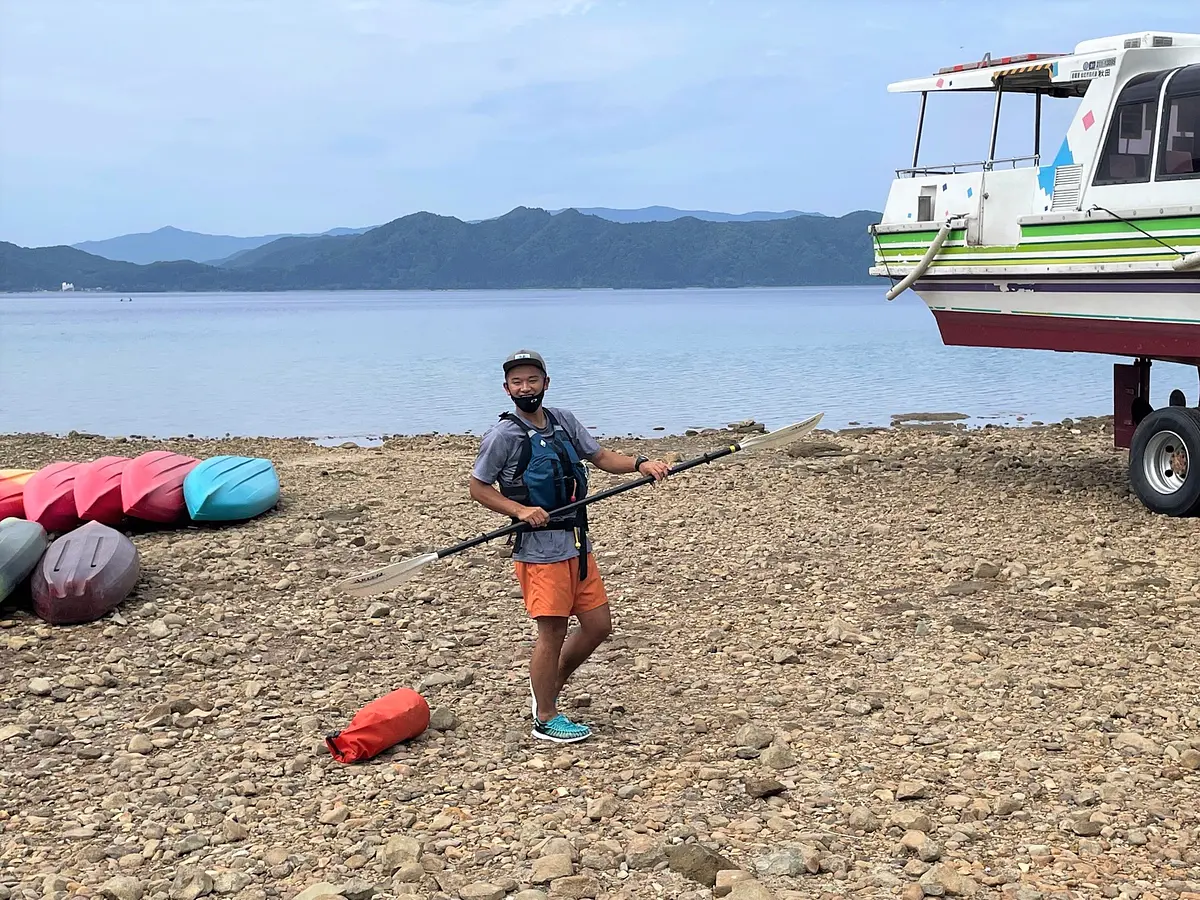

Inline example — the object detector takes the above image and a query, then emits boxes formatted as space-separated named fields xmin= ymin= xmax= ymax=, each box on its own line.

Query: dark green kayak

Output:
xmin=0 ymin=517 xmax=49 ymax=605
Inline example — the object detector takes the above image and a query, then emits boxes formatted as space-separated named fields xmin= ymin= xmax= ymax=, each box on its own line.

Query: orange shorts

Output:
xmin=514 ymin=553 xmax=609 ymax=619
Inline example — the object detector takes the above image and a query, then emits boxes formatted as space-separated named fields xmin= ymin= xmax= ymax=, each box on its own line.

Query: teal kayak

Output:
xmin=183 ymin=456 xmax=280 ymax=522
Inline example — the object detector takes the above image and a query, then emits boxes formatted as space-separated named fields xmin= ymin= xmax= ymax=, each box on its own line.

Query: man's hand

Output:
xmin=517 ymin=505 xmax=550 ymax=527
xmin=638 ymin=459 xmax=671 ymax=482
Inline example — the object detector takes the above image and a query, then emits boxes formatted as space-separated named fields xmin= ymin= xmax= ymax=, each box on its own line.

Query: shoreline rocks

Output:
xmin=2 ymin=417 xmax=1198 ymax=899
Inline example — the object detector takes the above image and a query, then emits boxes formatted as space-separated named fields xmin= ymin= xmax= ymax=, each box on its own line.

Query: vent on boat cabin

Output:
xmin=1050 ymin=164 xmax=1084 ymax=211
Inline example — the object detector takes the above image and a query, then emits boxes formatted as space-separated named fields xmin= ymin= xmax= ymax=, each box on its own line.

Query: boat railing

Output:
xmin=896 ymin=154 xmax=1041 ymax=177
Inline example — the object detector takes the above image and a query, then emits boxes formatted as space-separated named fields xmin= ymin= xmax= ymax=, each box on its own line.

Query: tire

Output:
xmin=1128 ymin=406 xmax=1200 ymax=516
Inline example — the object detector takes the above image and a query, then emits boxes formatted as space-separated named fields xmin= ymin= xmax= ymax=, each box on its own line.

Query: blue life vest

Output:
xmin=497 ymin=410 xmax=590 ymax=574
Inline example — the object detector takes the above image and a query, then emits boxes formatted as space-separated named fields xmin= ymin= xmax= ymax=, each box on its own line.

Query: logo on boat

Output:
xmin=1068 ymin=57 xmax=1116 ymax=80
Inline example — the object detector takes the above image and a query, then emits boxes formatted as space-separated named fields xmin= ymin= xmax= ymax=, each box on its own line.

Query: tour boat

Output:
xmin=869 ymin=31 xmax=1200 ymax=515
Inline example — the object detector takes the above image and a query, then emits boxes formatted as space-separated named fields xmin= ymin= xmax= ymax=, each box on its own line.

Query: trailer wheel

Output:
xmin=1129 ymin=407 xmax=1200 ymax=516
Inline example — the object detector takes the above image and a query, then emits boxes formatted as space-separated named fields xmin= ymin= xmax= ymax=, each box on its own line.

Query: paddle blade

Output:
xmin=737 ymin=412 xmax=824 ymax=452
xmin=334 ymin=552 xmax=439 ymax=598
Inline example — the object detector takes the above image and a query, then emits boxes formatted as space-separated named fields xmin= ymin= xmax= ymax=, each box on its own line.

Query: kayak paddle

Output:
xmin=334 ymin=412 xmax=823 ymax=598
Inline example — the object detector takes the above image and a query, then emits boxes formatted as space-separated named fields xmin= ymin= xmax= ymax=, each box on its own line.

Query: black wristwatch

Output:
xmin=632 ymin=454 xmax=649 ymax=474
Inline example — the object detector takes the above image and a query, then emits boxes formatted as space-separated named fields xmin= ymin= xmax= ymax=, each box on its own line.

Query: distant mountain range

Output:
xmin=4 ymin=206 xmax=881 ymax=293
xmin=548 ymin=206 xmax=824 ymax=224
xmin=71 ymin=224 xmax=373 ymax=266
xmin=70 ymin=207 xmax=823 ymax=265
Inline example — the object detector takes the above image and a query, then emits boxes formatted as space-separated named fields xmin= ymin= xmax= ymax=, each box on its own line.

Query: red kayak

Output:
xmin=22 ymin=462 xmax=83 ymax=532
xmin=121 ymin=451 xmax=201 ymax=523
xmin=73 ymin=456 xmax=133 ymax=525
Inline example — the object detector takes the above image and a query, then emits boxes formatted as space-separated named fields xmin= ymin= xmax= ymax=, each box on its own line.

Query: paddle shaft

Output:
xmin=437 ymin=443 xmax=743 ymax=560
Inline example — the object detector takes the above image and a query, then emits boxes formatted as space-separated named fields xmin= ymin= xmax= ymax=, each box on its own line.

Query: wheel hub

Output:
xmin=1144 ymin=430 xmax=1190 ymax=494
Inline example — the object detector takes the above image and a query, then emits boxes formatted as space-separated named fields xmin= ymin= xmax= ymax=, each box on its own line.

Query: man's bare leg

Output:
xmin=555 ymin=603 xmax=612 ymax=697
xmin=531 ymin=616 xmax=568 ymax=721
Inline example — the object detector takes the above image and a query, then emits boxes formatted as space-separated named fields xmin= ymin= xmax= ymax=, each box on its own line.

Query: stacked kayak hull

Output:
xmin=31 ymin=521 xmax=140 ymax=625
xmin=0 ymin=469 xmax=35 ymax=520
xmin=73 ymin=456 xmax=133 ymax=525
xmin=122 ymin=451 xmax=200 ymax=523
xmin=184 ymin=456 xmax=280 ymax=522
xmin=22 ymin=462 xmax=83 ymax=532
xmin=0 ymin=517 xmax=49 ymax=605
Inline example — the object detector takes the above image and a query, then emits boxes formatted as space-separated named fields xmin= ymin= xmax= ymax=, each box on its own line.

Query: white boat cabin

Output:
xmin=878 ymin=32 xmax=1200 ymax=247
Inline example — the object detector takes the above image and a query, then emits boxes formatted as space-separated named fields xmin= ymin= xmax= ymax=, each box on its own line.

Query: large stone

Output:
xmin=294 ymin=885 xmax=344 ymax=900
xmin=919 ymin=864 xmax=978 ymax=897
xmin=547 ymin=875 xmax=599 ymax=899
xmin=428 ymin=707 xmax=458 ymax=731
xmin=459 ymin=885 xmax=504 ymax=900
xmin=715 ymin=871 xmax=754 ymax=898
xmin=531 ymin=853 xmax=573 ymax=884
xmin=760 ymin=744 xmax=795 ymax=770
xmin=743 ymin=775 xmax=785 ymax=799
xmin=586 ymin=794 xmax=619 ymax=820
xmin=379 ymin=835 xmax=422 ymax=873
xmin=169 ymin=869 xmax=214 ymax=900
xmin=895 ymin=780 xmax=930 ymax=800
xmin=667 ymin=843 xmax=737 ymax=887
xmin=755 ymin=845 xmax=820 ymax=876
xmin=100 ymin=877 xmax=144 ymax=900
xmin=1112 ymin=732 xmax=1161 ymax=756
xmin=734 ymin=724 xmax=775 ymax=749
xmin=337 ymin=879 xmax=377 ymax=900
xmin=625 ymin=835 xmax=665 ymax=870
xmin=729 ymin=883 xmax=777 ymax=900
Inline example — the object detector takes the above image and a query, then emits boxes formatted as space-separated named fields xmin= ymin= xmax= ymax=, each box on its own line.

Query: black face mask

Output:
xmin=512 ymin=390 xmax=545 ymax=414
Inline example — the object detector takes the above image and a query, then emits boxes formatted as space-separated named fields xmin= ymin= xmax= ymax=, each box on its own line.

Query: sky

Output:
xmin=1 ymin=0 xmax=1196 ymax=247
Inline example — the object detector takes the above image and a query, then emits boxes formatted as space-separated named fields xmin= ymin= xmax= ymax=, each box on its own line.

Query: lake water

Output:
xmin=1 ymin=287 xmax=1194 ymax=442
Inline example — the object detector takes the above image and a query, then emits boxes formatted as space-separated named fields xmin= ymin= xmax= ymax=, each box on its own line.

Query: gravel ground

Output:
xmin=2 ymin=418 xmax=1199 ymax=900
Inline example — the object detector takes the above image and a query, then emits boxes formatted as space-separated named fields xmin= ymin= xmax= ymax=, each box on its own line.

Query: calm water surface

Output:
xmin=1 ymin=287 xmax=1193 ymax=442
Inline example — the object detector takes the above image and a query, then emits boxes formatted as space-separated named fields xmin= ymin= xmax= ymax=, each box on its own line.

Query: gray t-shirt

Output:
xmin=471 ymin=406 xmax=603 ymax=564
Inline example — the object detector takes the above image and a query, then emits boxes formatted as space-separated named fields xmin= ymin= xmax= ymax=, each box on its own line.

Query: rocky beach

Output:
xmin=2 ymin=418 xmax=1199 ymax=900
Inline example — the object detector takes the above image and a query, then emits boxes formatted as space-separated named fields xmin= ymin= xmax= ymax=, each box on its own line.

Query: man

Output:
xmin=469 ymin=350 xmax=670 ymax=743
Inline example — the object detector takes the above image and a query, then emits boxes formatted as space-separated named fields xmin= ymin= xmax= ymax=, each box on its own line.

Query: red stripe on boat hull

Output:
xmin=931 ymin=311 xmax=1200 ymax=363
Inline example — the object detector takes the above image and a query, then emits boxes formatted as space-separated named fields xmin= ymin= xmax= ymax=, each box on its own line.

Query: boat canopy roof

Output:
xmin=888 ymin=31 xmax=1200 ymax=97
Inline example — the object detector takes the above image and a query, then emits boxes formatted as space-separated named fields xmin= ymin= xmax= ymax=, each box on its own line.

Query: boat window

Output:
xmin=1157 ymin=64 xmax=1200 ymax=180
xmin=1093 ymin=70 xmax=1171 ymax=186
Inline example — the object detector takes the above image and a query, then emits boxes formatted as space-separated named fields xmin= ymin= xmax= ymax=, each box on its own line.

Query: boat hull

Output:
xmin=22 ymin=462 xmax=83 ymax=533
xmin=183 ymin=455 xmax=280 ymax=522
xmin=0 ymin=517 xmax=49 ymax=605
xmin=74 ymin=456 xmax=133 ymax=525
xmin=122 ymin=451 xmax=201 ymax=523
xmin=31 ymin=521 xmax=140 ymax=625
xmin=0 ymin=469 xmax=35 ymax=521
xmin=909 ymin=274 xmax=1200 ymax=361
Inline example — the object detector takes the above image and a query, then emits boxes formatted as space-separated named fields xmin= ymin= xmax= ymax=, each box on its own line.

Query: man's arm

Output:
xmin=469 ymin=477 xmax=549 ymax=527
xmin=588 ymin=448 xmax=670 ymax=481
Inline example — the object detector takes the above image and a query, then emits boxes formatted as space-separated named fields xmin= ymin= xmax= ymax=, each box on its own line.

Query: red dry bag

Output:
xmin=325 ymin=687 xmax=430 ymax=763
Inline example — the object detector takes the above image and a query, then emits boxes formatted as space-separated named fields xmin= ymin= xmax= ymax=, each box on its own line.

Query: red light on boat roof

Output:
xmin=936 ymin=52 xmax=1064 ymax=75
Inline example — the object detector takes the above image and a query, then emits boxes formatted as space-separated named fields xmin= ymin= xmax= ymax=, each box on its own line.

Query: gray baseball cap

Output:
xmin=503 ymin=349 xmax=547 ymax=374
